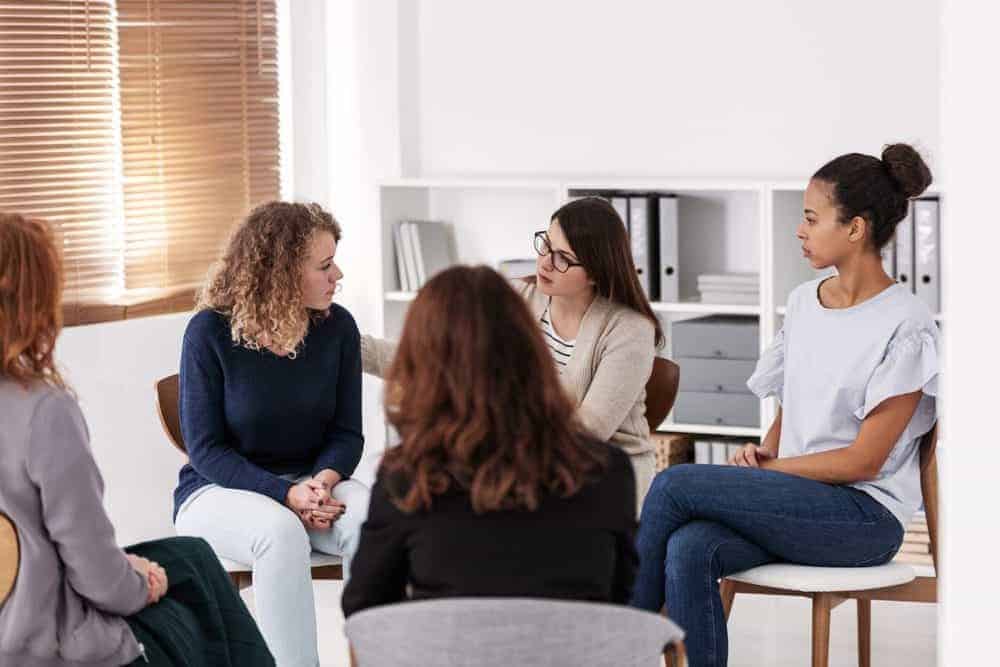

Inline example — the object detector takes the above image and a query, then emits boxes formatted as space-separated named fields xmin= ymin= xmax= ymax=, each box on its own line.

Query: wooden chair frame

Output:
xmin=155 ymin=374 xmax=343 ymax=588
xmin=0 ymin=513 xmax=19 ymax=607
xmin=719 ymin=425 xmax=939 ymax=667
xmin=646 ymin=357 xmax=681 ymax=433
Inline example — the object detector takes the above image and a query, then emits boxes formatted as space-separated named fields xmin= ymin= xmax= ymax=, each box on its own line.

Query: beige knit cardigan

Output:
xmin=360 ymin=280 xmax=656 ymax=458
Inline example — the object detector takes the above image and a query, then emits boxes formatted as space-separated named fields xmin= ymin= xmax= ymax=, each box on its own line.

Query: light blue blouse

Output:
xmin=748 ymin=278 xmax=940 ymax=528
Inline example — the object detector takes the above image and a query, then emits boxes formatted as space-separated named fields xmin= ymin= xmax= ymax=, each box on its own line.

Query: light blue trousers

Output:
xmin=175 ymin=476 xmax=369 ymax=667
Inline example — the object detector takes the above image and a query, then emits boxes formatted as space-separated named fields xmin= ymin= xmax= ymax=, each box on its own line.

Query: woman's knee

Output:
xmin=257 ymin=510 xmax=311 ymax=559
xmin=665 ymin=521 xmax=722 ymax=579
xmin=645 ymin=463 xmax=695 ymax=508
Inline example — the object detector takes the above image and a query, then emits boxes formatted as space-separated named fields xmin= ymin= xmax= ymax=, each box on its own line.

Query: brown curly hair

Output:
xmin=0 ymin=213 xmax=67 ymax=389
xmin=380 ymin=265 xmax=607 ymax=514
xmin=197 ymin=201 xmax=341 ymax=356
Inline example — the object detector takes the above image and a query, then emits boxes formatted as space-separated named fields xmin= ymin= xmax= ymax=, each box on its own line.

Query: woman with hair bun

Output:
xmin=632 ymin=144 xmax=940 ymax=667
xmin=173 ymin=201 xmax=368 ymax=667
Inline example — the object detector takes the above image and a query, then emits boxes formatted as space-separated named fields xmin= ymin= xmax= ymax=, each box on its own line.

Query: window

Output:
xmin=0 ymin=0 xmax=281 ymax=326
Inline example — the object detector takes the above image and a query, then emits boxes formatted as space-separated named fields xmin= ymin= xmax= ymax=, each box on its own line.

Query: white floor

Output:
xmin=242 ymin=582 xmax=936 ymax=667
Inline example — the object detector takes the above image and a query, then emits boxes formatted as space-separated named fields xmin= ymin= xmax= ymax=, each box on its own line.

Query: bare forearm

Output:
xmin=759 ymin=408 xmax=782 ymax=456
xmin=761 ymin=445 xmax=874 ymax=484
xmin=760 ymin=392 xmax=922 ymax=485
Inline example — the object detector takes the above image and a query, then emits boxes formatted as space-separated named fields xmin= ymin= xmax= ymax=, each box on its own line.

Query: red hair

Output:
xmin=0 ymin=213 xmax=66 ymax=388
xmin=380 ymin=265 xmax=607 ymax=513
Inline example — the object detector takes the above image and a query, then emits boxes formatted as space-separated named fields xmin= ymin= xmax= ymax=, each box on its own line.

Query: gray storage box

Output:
xmin=671 ymin=316 xmax=759 ymax=360
xmin=677 ymin=357 xmax=757 ymax=394
xmin=673 ymin=391 xmax=760 ymax=427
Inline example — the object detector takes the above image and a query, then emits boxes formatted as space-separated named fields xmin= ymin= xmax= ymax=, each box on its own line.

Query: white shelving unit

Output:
xmin=376 ymin=178 xmax=945 ymax=439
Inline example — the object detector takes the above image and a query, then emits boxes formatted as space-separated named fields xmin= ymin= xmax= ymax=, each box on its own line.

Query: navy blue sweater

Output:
xmin=173 ymin=306 xmax=364 ymax=518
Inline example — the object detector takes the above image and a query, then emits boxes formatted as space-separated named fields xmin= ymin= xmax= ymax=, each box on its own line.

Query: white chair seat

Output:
xmin=728 ymin=562 xmax=916 ymax=592
xmin=219 ymin=552 xmax=342 ymax=573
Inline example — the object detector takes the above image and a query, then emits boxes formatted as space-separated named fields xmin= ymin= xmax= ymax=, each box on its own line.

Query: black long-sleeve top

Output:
xmin=342 ymin=440 xmax=638 ymax=616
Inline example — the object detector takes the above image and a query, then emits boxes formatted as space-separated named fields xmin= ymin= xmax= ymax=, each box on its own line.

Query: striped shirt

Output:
xmin=540 ymin=303 xmax=576 ymax=373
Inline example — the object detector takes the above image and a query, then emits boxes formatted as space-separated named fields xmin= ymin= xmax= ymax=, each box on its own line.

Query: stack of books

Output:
xmin=394 ymin=221 xmax=457 ymax=292
xmin=697 ymin=273 xmax=759 ymax=305
xmin=651 ymin=433 xmax=694 ymax=472
xmin=893 ymin=512 xmax=934 ymax=567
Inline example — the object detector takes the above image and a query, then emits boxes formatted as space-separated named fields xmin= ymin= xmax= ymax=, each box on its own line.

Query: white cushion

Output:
xmin=727 ymin=562 xmax=916 ymax=592
xmin=219 ymin=552 xmax=342 ymax=573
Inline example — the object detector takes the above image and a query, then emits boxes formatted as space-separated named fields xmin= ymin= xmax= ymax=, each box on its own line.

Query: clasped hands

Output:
xmin=285 ymin=469 xmax=347 ymax=530
xmin=728 ymin=443 xmax=777 ymax=468
xmin=126 ymin=554 xmax=168 ymax=606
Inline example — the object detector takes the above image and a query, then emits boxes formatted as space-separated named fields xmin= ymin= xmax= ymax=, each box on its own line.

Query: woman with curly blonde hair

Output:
xmin=173 ymin=201 xmax=368 ymax=667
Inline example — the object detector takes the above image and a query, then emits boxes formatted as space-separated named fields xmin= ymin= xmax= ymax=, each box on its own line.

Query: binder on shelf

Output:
xmin=914 ymin=198 xmax=941 ymax=314
xmin=881 ymin=238 xmax=896 ymax=279
xmin=398 ymin=221 xmax=457 ymax=289
xmin=412 ymin=221 xmax=457 ymax=287
xmin=402 ymin=222 xmax=421 ymax=289
xmin=895 ymin=203 xmax=915 ymax=291
xmin=628 ymin=195 xmax=657 ymax=300
xmin=394 ymin=223 xmax=412 ymax=292
xmin=610 ymin=195 xmax=630 ymax=234
xmin=694 ymin=440 xmax=711 ymax=465
xmin=658 ymin=195 xmax=679 ymax=302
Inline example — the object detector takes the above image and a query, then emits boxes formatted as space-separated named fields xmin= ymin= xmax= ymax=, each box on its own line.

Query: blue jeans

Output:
xmin=631 ymin=464 xmax=904 ymax=667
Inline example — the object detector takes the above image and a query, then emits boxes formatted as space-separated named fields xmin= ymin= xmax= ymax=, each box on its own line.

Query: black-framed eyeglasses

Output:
xmin=533 ymin=231 xmax=584 ymax=273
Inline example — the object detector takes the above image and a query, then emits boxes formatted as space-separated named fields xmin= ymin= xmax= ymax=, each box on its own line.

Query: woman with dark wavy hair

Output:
xmin=341 ymin=266 xmax=638 ymax=616
xmin=363 ymin=197 xmax=664 ymax=514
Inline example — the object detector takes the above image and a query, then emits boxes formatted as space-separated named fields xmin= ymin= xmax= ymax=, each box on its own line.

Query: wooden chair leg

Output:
xmin=664 ymin=639 xmax=686 ymax=667
xmin=229 ymin=571 xmax=251 ymax=591
xmin=857 ymin=599 xmax=871 ymax=667
xmin=720 ymin=579 xmax=736 ymax=621
xmin=812 ymin=593 xmax=833 ymax=667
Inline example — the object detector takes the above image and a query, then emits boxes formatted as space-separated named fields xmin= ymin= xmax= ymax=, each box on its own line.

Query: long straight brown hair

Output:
xmin=380 ymin=265 xmax=607 ymax=513
xmin=0 ymin=213 xmax=67 ymax=389
xmin=549 ymin=197 xmax=664 ymax=347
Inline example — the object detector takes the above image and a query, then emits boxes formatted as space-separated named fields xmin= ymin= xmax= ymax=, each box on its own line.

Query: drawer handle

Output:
xmin=714 ymin=417 xmax=724 ymax=425
xmin=713 ymin=349 xmax=724 ymax=358
xmin=715 ymin=384 xmax=724 ymax=392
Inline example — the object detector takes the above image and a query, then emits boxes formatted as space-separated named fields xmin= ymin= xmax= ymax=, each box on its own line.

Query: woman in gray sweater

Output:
xmin=0 ymin=213 xmax=273 ymax=667
xmin=365 ymin=197 xmax=665 ymax=512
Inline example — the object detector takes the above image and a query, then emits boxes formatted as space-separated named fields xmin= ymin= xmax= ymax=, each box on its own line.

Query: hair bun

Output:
xmin=881 ymin=143 xmax=933 ymax=199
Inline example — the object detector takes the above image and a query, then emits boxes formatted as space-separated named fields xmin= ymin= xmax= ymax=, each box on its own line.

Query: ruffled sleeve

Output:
xmin=855 ymin=326 xmax=940 ymax=422
xmin=747 ymin=327 xmax=785 ymax=403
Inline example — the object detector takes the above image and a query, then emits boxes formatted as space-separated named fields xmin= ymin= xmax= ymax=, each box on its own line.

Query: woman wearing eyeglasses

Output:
xmin=364 ymin=197 xmax=664 ymax=512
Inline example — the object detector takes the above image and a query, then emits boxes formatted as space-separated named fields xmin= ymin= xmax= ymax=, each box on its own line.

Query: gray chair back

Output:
xmin=345 ymin=597 xmax=684 ymax=667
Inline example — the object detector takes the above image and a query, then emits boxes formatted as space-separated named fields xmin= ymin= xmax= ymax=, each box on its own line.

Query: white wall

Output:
xmin=939 ymin=1 xmax=1000 ymax=662
xmin=404 ymin=0 xmax=941 ymax=179
xmin=58 ymin=314 xmax=190 ymax=546
xmin=287 ymin=0 xmax=330 ymax=206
